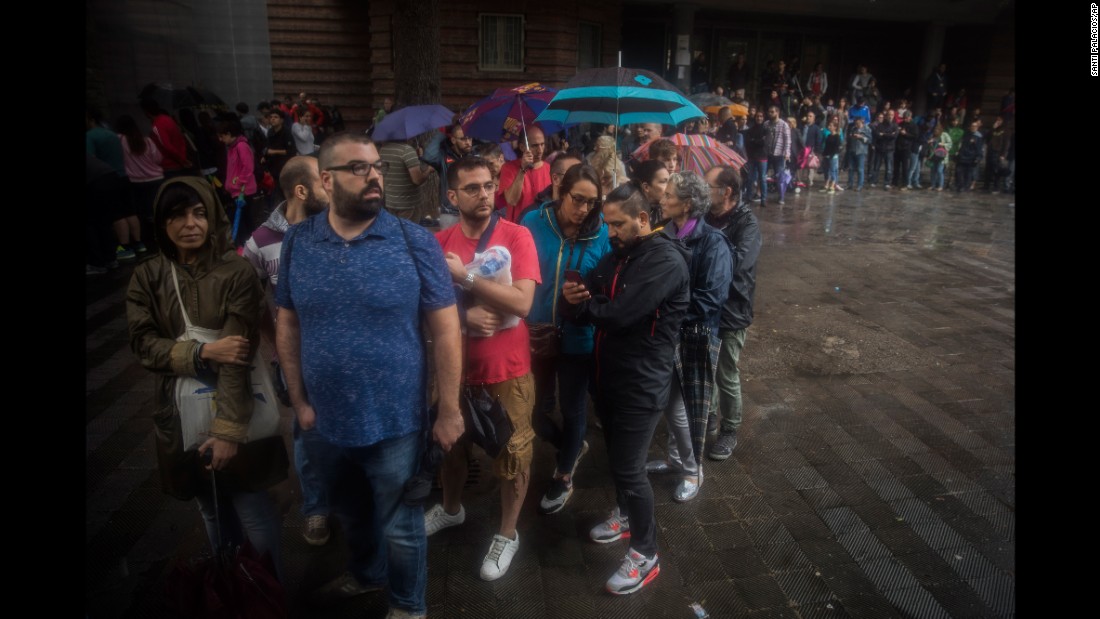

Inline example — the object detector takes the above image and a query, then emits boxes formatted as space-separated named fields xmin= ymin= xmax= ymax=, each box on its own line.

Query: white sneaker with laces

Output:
xmin=479 ymin=532 xmax=520 ymax=581
xmin=589 ymin=507 xmax=631 ymax=543
xmin=606 ymin=548 xmax=660 ymax=594
xmin=424 ymin=504 xmax=465 ymax=536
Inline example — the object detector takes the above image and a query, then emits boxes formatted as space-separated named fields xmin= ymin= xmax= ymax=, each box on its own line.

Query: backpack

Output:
xmin=931 ymin=144 xmax=948 ymax=161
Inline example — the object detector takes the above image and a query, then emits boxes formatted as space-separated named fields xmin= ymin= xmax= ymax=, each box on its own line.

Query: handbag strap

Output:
xmin=170 ymin=264 xmax=196 ymax=333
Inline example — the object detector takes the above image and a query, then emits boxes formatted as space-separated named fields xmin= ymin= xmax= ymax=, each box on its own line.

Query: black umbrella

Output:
xmin=139 ymin=83 xmax=228 ymax=113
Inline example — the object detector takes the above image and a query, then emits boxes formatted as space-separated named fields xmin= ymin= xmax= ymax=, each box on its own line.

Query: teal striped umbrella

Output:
xmin=535 ymin=67 xmax=705 ymax=128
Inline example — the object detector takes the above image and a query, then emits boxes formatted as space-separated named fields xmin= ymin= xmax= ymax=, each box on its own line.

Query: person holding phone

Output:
xmin=520 ymin=163 xmax=611 ymax=516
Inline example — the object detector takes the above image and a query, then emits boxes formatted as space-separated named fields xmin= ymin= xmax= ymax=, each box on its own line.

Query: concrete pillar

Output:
xmin=914 ymin=22 xmax=946 ymax=114
xmin=673 ymin=3 xmax=698 ymax=93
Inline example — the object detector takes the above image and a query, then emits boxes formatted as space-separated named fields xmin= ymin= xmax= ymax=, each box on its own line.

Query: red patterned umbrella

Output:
xmin=631 ymin=133 xmax=746 ymax=172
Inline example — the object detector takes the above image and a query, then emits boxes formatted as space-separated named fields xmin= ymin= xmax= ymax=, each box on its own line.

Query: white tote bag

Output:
xmin=171 ymin=266 xmax=281 ymax=452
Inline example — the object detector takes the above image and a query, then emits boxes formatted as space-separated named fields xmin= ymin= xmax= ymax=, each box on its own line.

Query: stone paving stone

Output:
xmin=798 ymin=538 xmax=856 ymax=568
xmin=799 ymin=486 xmax=849 ymax=511
xmin=778 ymin=513 xmax=834 ymax=541
xmin=730 ymin=494 xmax=783 ymax=523
xmin=965 ymin=573 xmax=1015 ymax=616
xmin=757 ymin=541 xmax=815 ymax=573
xmin=692 ymin=578 xmax=752 ymax=617
xmin=836 ymin=593 xmax=907 ymax=619
xmin=744 ymin=517 xmax=797 ymax=547
xmin=716 ymin=546 xmax=770 ymax=578
xmin=855 ymin=555 xmax=922 ymax=592
xmin=763 ymin=491 xmax=817 ymax=517
xmin=702 ymin=521 xmax=753 ymax=551
xmin=731 ymin=574 xmax=790 ymax=611
xmin=835 ymin=528 xmax=893 ymax=562
xmin=796 ymin=598 xmax=853 ymax=618
xmin=881 ymin=585 xmax=952 ymax=618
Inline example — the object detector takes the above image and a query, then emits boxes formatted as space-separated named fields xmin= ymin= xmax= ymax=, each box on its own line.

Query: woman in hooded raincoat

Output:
xmin=127 ymin=176 xmax=288 ymax=576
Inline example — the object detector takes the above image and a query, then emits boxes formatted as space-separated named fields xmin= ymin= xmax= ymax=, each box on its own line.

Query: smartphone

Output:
xmin=563 ymin=269 xmax=584 ymax=285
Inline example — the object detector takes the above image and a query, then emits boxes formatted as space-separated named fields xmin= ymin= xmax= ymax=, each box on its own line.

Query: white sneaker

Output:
xmin=424 ymin=504 xmax=465 ymax=536
xmin=589 ymin=507 xmax=631 ymax=543
xmin=606 ymin=548 xmax=660 ymax=595
xmin=480 ymin=532 xmax=520 ymax=581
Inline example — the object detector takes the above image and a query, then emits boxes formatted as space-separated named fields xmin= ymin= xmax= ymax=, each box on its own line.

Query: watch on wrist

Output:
xmin=461 ymin=271 xmax=478 ymax=291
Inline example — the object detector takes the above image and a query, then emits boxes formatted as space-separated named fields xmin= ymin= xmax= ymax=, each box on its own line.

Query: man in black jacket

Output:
xmin=562 ymin=183 xmax=689 ymax=595
xmin=869 ymin=109 xmax=899 ymax=189
xmin=702 ymin=165 xmax=762 ymax=460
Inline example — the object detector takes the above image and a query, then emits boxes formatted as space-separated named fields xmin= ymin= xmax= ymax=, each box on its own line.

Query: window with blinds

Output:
xmin=578 ymin=22 xmax=601 ymax=70
xmin=479 ymin=14 xmax=524 ymax=72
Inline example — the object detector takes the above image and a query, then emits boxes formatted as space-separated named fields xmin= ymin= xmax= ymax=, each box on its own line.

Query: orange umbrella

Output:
xmin=704 ymin=103 xmax=749 ymax=118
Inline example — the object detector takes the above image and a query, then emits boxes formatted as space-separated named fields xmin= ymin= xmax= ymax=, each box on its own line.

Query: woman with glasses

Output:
xmin=646 ymin=171 xmax=731 ymax=502
xmin=520 ymin=163 xmax=611 ymax=515
xmin=127 ymin=177 xmax=289 ymax=580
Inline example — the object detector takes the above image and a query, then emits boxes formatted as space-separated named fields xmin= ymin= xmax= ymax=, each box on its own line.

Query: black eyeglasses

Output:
xmin=326 ymin=161 xmax=388 ymax=176
xmin=568 ymin=193 xmax=600 ymax=208
xmin=457 ymin=182 xmax=498 ymax=197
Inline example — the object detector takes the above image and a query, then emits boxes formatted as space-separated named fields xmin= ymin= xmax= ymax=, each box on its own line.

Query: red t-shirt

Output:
xmin=436 ymin=219 xmax=541 ymax=385
xmin=498 ymin=159 xmax=551 ymax=223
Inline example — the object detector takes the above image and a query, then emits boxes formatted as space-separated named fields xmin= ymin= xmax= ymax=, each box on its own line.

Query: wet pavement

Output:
xmin=86 ymin=183 xmax=1015 ymax=618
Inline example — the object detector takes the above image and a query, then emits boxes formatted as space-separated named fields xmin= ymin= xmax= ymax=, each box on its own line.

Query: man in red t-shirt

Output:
xmin=497 ymin=125 xmax=551 ymax=223
xmin=427 ymin=157 xmax=540 ymax=582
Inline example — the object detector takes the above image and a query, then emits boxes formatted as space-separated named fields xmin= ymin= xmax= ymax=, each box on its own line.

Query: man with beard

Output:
xmin=765 ymin=106 xmax=791 ymax=204
xmin=426 ymin=157 xmax=540 ymax=582
xmin=561 ymin=183 xmax=689 ymax=594
xmin=498 ymin=125 xmax=552 ymax=223
xmin=243 ymin=156 xmax=332 ymax=546
xmin=425 ymin=122 xmax=477 ymax=230
xmin=275 ymin=133 xmax=464 ymax=619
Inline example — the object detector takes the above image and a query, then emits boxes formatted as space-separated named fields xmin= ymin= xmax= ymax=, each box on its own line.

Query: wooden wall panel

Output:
xmin=268 ymin=0 xmax=372 ymax=128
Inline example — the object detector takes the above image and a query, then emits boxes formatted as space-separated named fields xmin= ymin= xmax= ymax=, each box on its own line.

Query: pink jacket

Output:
xmin=225 ymin=135 xmax=257 ymax=197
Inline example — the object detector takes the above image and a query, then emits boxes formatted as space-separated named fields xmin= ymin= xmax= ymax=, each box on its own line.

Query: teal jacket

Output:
xmin=520 ymin=202 xmax=611 ymax=355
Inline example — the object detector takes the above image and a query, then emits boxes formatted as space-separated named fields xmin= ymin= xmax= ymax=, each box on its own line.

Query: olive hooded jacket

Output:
xmin=126 ymin=176 xmax=286 ymax=499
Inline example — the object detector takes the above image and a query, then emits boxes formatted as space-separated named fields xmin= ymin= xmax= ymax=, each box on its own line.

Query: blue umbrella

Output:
xmin=372 ymin=104 xmax=455 ymax=141
xmin=535 ymin=67 xmax=705 ymax=128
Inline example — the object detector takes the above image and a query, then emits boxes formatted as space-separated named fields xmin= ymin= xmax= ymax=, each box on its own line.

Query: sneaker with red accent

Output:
xmin=589 ymin=507 xmax=630 ymax=543
xmin=606 ymin=548 xmax=660 ymax=595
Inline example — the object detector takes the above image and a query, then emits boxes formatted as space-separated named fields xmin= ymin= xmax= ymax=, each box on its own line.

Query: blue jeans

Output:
xmin=749 ymin=159 xmax=768 ymax=202
xmin=315 ymin=431 xmax=426 ymax=614
xmin=871 ymin=151 xmax=893 ymax=185
xmin=907 ymin=153 xmax=922 ymax=187
xmin=846 ymin=153 xmax=866 ymax=188
xmin=826 ymin=155 xmax=839 ymax=183
xmin=196 ymin=485 xmax=284 ymax=581
xmin=532 ymin=353 xmax=591 ymax=477
xmin=931 ymin=160 xmax=946 ymax=189
xmin=293 ymin=418 xmax=330 ymax=518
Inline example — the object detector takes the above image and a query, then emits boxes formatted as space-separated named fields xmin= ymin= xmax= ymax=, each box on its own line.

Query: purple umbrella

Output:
xmin=372 ymin=104 xmax=455 ymax=141
xmin=459 ymin=83 xmax=562 ymax=144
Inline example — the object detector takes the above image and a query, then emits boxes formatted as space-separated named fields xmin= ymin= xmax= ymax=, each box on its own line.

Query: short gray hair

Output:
xmin=667 ymin=171 xmax=710 ymax=219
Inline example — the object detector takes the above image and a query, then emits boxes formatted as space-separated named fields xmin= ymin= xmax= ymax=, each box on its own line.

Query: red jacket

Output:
xmin=150 ymin=114 xmax=190 ymax=171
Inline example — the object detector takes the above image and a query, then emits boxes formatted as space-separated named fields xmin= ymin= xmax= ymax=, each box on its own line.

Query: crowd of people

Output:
xmin=686 ymin=56 xmax=1016 ymax=203
xmin=96 ymin=56 xmax=1010 ymax=618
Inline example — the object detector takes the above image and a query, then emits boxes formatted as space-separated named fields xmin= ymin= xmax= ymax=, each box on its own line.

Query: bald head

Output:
xmin=280 ymin=155 xmax=329 ymax=221
xmin=280 ymin=156 xmax=320 ymax=198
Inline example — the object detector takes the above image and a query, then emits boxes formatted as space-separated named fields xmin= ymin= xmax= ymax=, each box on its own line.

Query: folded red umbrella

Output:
xmin=631 ymin=133 xmax=746 ymax=172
